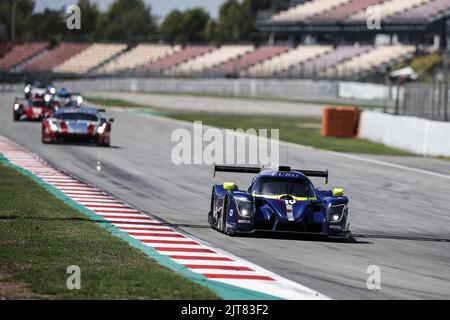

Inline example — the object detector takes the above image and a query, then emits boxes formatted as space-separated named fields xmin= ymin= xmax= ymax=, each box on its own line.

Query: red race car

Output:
xmin=13 ymin=97 xmax=56 ymax=121
xmin=42 ymin=107 xmax=113 ymax=147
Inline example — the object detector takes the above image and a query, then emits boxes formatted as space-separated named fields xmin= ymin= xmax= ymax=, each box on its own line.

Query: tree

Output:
xmin=95 ymin=0 xmax=157 ymax=41
xmin=160 ymin=10 xmax=184 ymax=43
xmin=160 ymin=8 xmax=210 ymax=43
xmin=76 ymin=0 xmax=100 ymax=38
xmin=181 ymin=8 xmax=210 ymax=43
xmin=0 ymin=0 xmax=35 ymax=42
xmin=31 ymin=8 xmax=66 ymax=41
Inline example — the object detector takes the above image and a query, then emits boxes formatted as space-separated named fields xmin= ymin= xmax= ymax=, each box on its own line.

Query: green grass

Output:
xmin=0 ymin=163 xmax=218 ymax=300
xmin=167 ymin=112 xmax=413 ymax=156
xmin=86 ymin=93 xmax=385 ymax=110
xmin=86 ymin=96 xmax=411 ymax=155
xmin=85 ymin=96 xmax=150 ymax=109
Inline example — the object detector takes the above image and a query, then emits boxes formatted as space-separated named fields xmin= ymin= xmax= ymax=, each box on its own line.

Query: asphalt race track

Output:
xmin=1 ymin=92 xmax=449 ymax=299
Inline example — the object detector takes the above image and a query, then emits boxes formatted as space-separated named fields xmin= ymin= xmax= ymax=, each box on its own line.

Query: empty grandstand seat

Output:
xmin=0 ymin=42 xmax=47 ymax=71
xmin=171 ymin=45 xmax=255 ymax=75
xmin=245 ymin=45 xmax=332 ymax=77
xmin=387 ymin=0 xmax=450 ymax=22
xmin=322 ymin=45 xmax=415 ymax=78
xmin=98 ymin=44 xmax=181 ymax=74
xmin=53 ymin=43 xmax=127 ymax=74
xmin=142 ymin=46 xmax=214 ymax=75
xmin=314 ymin=0 xmax=385 ymax=21
xmin=349 ymin=0 xmax=433 ymax=20
xmin=286 ymin=45 xmax=372 ymax=77
xmin=0 ymin=42 xmax=12 ymax=59
xmin=208 ymin=46 xmax=291 ymax=76
xmin=272 ymin=0 xmax=353 ymax=22
xmin=24 ymin=42 xmax=91 ymax=72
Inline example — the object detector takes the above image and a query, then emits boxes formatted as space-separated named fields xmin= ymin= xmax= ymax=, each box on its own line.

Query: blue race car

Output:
xmin=209 ymin=165 xmax=351 ymax=240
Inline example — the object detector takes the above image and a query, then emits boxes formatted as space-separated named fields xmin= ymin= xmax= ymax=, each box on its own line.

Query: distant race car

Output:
xmin=54 ymin=88 xmax=84 ymax=108
xmin=209 ymin=165 xmax=351 ymax=239
xmin=13 ymin=97 xmax=55 ymax=121
xmin=41 ymin=107 xmax=113 ymax=146
xmin=24 ymin=81 xmax=56 ymax=100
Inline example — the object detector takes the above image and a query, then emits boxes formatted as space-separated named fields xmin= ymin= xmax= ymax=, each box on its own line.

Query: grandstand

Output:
xmin=272 ymin=0 xmax=353 ymax=22
xmin=53 ymin=43 xmax=127 ymax=74
xmin=142 ymin=46 xmax=214 ymax=75
xmin=97 ymin=44 xmax=181 ymax=75
xmin=170 ymin=45 xmax=255 ymax=76
xmin=0 ymin=42 xmax=11 ymax=59
xmin=386 ymin=0 xmax=450 ymax=23
xmin=349 ymin=0 xmax=433 ymax=21
xmin=313 ymin=0 xmax=385 ymax=21
xmin=285 ymin=45 xmax=372 ymax=78
xmin=208 ymin=45 xmax=291 ymax=76
xmin=0 ymin=42 xmax=48 ymax=71
xmin=245 ymin=45 xmax=332 ymax=77
xmin=260 ymin=0 xmax=450 ymax=48
xmin=23 ymin=43 xmax=91 ymax=73
xmin=321 ymin=45 xmax=415 ymax=78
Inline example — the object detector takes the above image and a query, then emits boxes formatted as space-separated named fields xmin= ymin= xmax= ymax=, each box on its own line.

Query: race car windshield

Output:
xmin=253 ymin=177 xmax=316 ymax=198
xmin=29 ymin=101 xmax=46 ymax=107
xmin=55 ymin=113 xmax=98 ymax=122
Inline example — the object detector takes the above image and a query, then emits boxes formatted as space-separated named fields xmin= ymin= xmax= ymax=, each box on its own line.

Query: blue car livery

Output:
xmin=209 ymin=165 xmax=351 ymax=240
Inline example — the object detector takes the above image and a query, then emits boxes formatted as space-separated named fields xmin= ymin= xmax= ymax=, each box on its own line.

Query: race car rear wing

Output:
xmin=214 ymin=165 xmax=329 ymax=183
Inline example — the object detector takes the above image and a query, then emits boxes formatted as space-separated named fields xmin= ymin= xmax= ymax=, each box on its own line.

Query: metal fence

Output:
xmin=401 ymin=81 xmax=450 ymax=121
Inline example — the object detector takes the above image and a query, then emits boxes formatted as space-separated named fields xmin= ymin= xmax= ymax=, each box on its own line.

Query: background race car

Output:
xmin=41 ymin=107 xmax=113 ymax=147
xmin=210 ymin=165 xmax=351 ymax=240
xmin=13 ymin=97 xmax=55 ymax=121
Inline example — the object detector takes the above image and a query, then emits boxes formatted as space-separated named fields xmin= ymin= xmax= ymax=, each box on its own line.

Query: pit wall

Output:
xmin=359 ymin=110 xmax=450 ymax=157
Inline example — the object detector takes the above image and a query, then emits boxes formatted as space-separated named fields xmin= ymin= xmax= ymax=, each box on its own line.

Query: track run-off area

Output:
xmin=1 ymin=92 xmax=449 ymax=299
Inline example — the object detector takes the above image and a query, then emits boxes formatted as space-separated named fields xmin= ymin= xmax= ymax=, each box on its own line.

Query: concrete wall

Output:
xmin=54 ymin=78 xmax=392 ymax=106
xmin=359 ymin=110 xmax=450 ymax=157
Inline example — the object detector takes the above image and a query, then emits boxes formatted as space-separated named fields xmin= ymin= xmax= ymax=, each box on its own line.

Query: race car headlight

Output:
xmin=97 ymin=123 xmax=106 ymax=134
xmin=48 ymin=120 xmax=58 ymax=132
xmin=235 ymin=198 xmax=254 ymax=218
xmin=14 ymin=103 xmax=20 ymax=111
xmin=328 ymin=204 xmax=347 ymax=223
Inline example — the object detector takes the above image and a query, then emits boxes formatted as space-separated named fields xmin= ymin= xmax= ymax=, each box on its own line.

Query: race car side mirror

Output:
xmin=108 ymin=118 xmax=114 ymax=123
xmin=223 ymin=182 xmax=236 ymax=191
xmin=333 ymin=188 xmax=344 ymax=197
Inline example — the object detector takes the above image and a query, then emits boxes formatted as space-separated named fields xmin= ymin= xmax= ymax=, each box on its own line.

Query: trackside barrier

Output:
xmin=358 ymin=110 xmax=450 ymax=157
xmin=49 ymin=78 xmax=393 ymax=105
xmin=321 ymin=107 xmax=361 ymax=138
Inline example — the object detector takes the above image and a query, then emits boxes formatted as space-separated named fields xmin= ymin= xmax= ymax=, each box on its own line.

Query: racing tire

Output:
xmin=208 ymin=189 xmax=215 ymax=227
xmin=220 ymin=196 xmax=235 ymax=236
xmin=13 ymin=113 xmax=20 ymax=121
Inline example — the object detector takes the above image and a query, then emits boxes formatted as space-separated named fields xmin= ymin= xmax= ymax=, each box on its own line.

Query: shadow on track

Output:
xmin=353 ymin=233 xmax=450 ymax=243
xmin=46 ymin=141 xmax=121 ymax=149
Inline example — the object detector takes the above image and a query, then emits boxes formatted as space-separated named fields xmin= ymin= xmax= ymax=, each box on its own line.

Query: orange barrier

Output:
xmin=321 ymin=106 xmax=361 ymax=138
